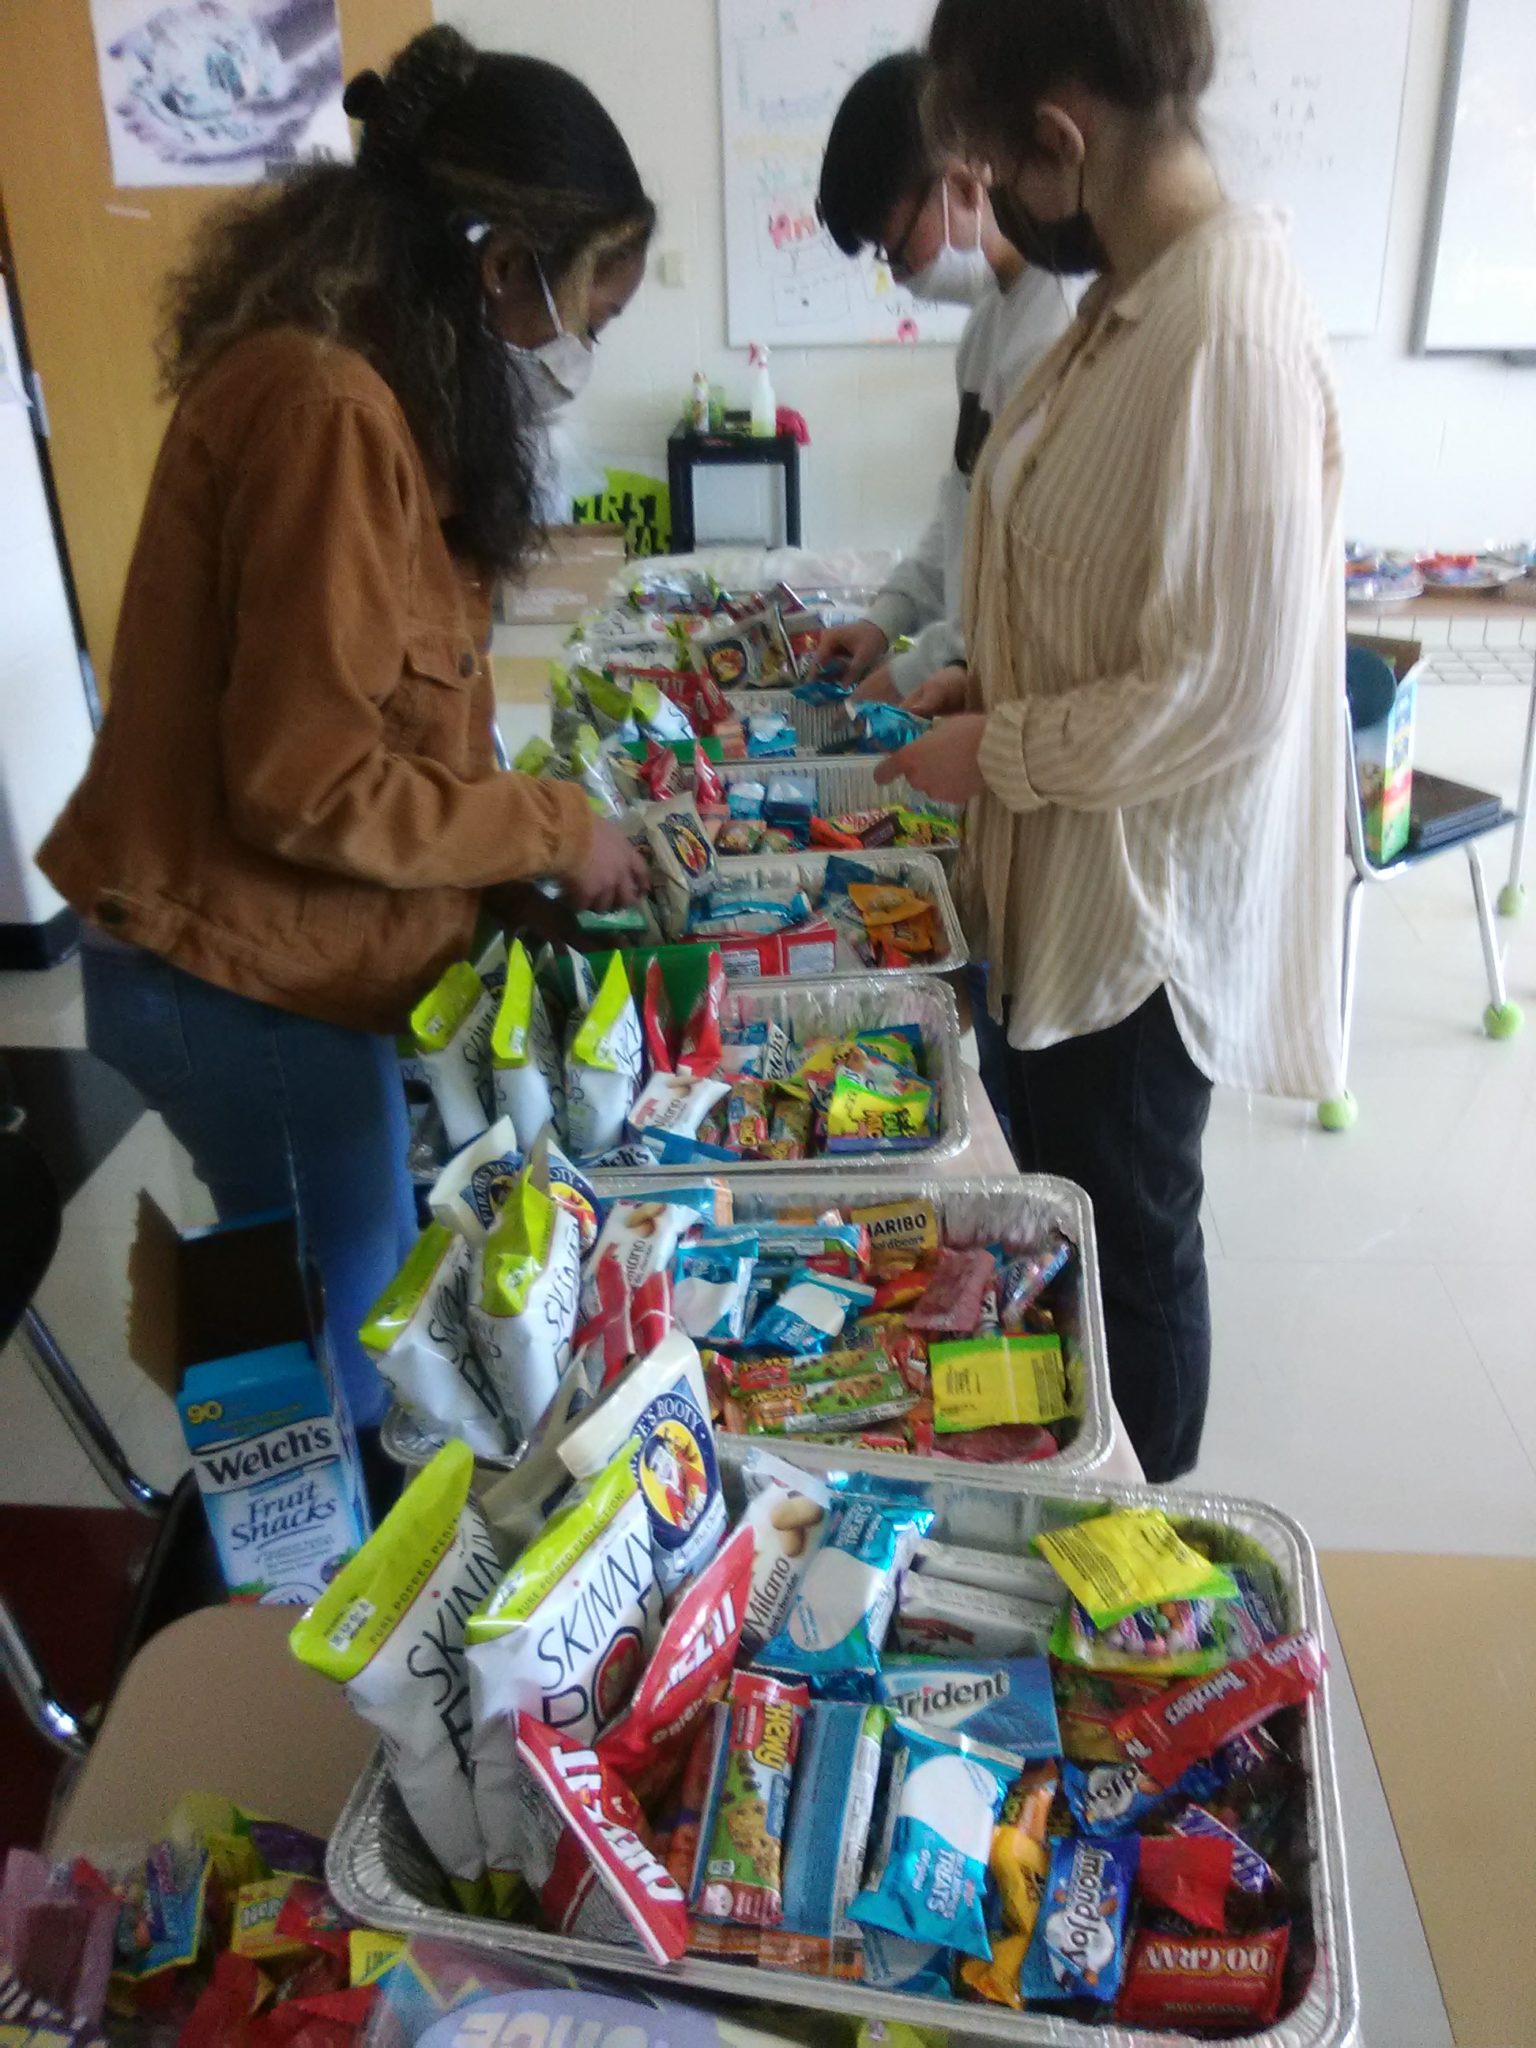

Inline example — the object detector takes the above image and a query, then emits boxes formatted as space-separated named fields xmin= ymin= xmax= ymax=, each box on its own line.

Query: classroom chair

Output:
xmin=1319 ymin=644 xmax=1523 ymax=1131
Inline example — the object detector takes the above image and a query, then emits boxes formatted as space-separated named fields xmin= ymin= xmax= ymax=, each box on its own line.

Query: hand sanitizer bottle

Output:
xmin=748 ymin=343 xmax=776 ymax=438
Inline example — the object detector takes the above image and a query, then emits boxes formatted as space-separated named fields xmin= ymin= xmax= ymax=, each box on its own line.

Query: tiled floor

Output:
xmin=5 ymin=677 xmax=1535 ymax=2040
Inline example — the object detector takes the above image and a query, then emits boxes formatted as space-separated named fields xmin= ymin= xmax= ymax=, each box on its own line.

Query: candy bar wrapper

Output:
xmin=907 ymin=1246 xmax=994 ymax=1335
xmin=998 ymin=1232 xmax=1074 ymax=1329
xmin=1136 ymin=1834 xmax=1235 ymax=1934
xmin=825 ymin=1067 xmax=936 ymax=1154
xmin=410 ymin=960 xmax=495 ymax=1153
xmin=1171 ymin=1802 xmax=1277 ymax=1896
xmin=290 ymin=1443 xmax=503 ymax=1909
xmin=762 ymin=1701 xmax=885 ymax=1977
xmin=737 ymin=1451 xmax=835 ymax=1652
xmin=1061 ymin=1758 xmax=1209 ymax=1838
xmin=563 ymin=951 xmax=643 ymax=1162
xmin=692 ymin=1671 xmax=809 ymax=1927
xmin=908 ymin=1538 xmax=1063 ymax=1606
xmin=1034 ymin=1507 xmax=1240 ymax=1630
xmin=848 ymin=1719 xmax=1018 ymax=1960
xmin=1019 ymin=1834 xmax=1138 ymax=2006
xmin=728 ymin=1368 xmax=916 ymax=1440
xmin=757 ymin=1488 xmax=933 ymax=1693
xmin=360 ymin=1224 xmax=510 ymax=1458
xmin=1111 ymin=1631 xmax=1325 ymax=1788
xmin=959 ymin=1764 xmax=1057 ymax=2008
xmin=515 ymin=1716 xmax=690 ymax=1963
xmin=1119 ymin=1924 xmax=1290 ymax=2029
xmin=629 ymin=1070 xmax=731 ymax=1146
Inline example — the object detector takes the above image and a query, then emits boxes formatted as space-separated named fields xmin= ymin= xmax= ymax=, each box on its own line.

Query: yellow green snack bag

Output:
xmin=825 ymin=1068 xmax=936 ymax=1153
xmin=466 ymin=1444 xmax=661 ymax=1911
xmin=468 ymin=1158 xmax=581 ymax=1444
xmin=564 ymin=951 xmax=643 ymax=1160
xmin=1035 ymin=1508 xmax=1238 ymax=1629
xmin=410 ymin=960 xmax=495 ymax=1152
xmin=929 ymin=1335 xmax=1071 ymax=1433
xmin=290 ymin=1442 xmax=503 ymax=1909
xmin=489 ymin=939 xmax=563 ymax=1154
xmin=360 ymin=1222 xmax=510 ymax=1457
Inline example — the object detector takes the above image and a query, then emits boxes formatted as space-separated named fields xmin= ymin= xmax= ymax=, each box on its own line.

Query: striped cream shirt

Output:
xmin=962 ymin=204 xmax=1345 ymax=1100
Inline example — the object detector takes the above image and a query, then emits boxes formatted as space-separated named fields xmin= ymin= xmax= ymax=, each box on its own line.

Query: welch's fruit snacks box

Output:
xmin=177 ymin=1340 xmax=369 ymax=1604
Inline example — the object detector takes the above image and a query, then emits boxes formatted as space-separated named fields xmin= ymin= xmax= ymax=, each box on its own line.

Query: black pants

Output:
xmin=1005 ymin=989 xmax=1213 ymax=1482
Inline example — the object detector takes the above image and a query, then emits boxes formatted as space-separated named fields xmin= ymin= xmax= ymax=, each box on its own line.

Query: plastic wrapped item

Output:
xmin=736 ymin=1451 xmax=834 ymax=1653
xmin=563 ymin=953 xmax=643 ymax=1162
xmin=1036 ymin=1507 xmax=1241 ymax=1629
xmin=290 ymin=1444 xmax=503 ymax=1908
xmin=490 ymin=942 xmax=563 ymax=1154
xmin=691 ymin=1671 xmax=809 ymax=1929
xmin=469 ymin=1159 xmax=582 ymax=1444
xmin=756 ymin=1485 xmax=933 ymax=1693
xmin=1019 ymin=1834 xmax=1137 ymax=2007
xmin=761 ymin=1700 xmax=884 ymax=1979
xmin=410 ymin=962 xmax=495 ymax=1152
xmin=361 ymin=1226 xmax=508 ymax=1457
xmin=427 ymin=1117 xmax=522 ymax=1246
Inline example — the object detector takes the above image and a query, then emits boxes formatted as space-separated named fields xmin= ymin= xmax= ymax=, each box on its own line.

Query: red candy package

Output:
xmin=1112 ymin=1633 xmax=1325 ymax=1788
xmin=273 ymin=1879 xmax=354 ymax=1960
xmin=644 ymin=953 xmax=725 ymax=1080
xmin=908 ymin=1246 xmax=996 ymax=1335
xmin=1136 ymin=1834 xmax=1234 ymax=1933
xmin=640 ymin=738 xmax=686 ymax=801
xmin=936 ymin=1422 xmax=1058 ymax=1464
xmin=597 ymin=1524 xmax=755 ymax=1802
xmin=573 ymin=1253 xmax=673 ymax=1391
xmin=692 ymin=747 xmax=726 ymax=811
xmin=515 ymin=1717 xmax=691 ymax=1963
xmin=1118 ymin=1924 xmax=1290 ymax=2029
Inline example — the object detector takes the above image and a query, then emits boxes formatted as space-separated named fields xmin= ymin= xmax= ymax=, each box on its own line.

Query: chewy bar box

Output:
xmin=178 ymin=1340 xmax=369 ymax=1604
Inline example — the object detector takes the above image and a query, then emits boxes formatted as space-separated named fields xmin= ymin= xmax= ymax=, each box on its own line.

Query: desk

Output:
xmin=1349 ymin=581 xmax=1536 ymax=912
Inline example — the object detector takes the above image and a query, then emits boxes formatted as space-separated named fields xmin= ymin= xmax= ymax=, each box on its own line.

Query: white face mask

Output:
xmin=506 ymin=260 xmax=594 ymax=416
xmin=906 ymin=185 xmax=993 ymax=307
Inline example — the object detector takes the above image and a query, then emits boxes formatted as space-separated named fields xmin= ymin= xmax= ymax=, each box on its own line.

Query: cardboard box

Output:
xmin=1349 ymin=633 xmax=1422 ymax=867
xmin=128 ymin=1196 xmax=369 ymax=1601
xmin=498 ymin=523 xmax=626 ymax=625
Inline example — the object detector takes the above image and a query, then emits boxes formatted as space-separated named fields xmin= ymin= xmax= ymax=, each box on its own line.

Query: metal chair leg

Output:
xmin=1468 ymin=842 xmax=1524 ymax=1038
xmin=0 ymin=1593 xmax=89 ymax=1758
xmin=15 ymin=1309 xmax=168 ymax=1516
xmin=1319 ymin=875 xmax=1364 ymax=1130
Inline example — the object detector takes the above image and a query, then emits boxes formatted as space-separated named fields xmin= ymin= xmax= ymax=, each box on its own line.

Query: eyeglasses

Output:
xmin=874 ymin=183 xmax=934 ymax=276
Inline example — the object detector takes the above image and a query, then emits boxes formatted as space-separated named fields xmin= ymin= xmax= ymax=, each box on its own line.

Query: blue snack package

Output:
xmin=1171 ymin=1802 xmax=1276 ymax=1894
xmin=728 ymin=779 xmax=767 ymax=819
xmin=1020 ymin=1834 xmax=1138 ymax=2005
xmin=822 ymin=854 xmax=881 ymax=898
xmin=767 ymin=1700 xmax=886 ymax=1975
xmin=1222 ymin=1567 xmax=1290 ymax=1657
xmin=746 ymin=1266 xmax=876 ymax=1354
xmin=675 ymin=1230 xmax=759 ymax=1344
xmin=847 ymin=702 xmax=932 ymax=754
xmin=747 ymin=710 xmax=799 ymax=759
xmin=875 ymin=1656 xmax=1061 ymax=1764
xmin=847 ymin=1718 xmax=1018 ymax=1959
xmin=756 ymin=1486 xmax=934 ymax=1692
xmin=1061 ymin=1759 xmax=1189 ymax=1838
xmin=639 ymin=1129 xmax=738 ymax=1165
xmin=764 ymin=776 xmax=815 ymax=827
xmin=857 ymin=1925 xmax=954 ymax=1998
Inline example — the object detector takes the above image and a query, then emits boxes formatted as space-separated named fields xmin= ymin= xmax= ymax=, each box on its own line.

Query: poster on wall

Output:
xmin=89 ymin=0 xmax=353 ymax=189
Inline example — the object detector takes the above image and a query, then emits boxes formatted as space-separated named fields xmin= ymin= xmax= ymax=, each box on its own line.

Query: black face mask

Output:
xmin=991 ymin=166 xmax=1108 ymax=278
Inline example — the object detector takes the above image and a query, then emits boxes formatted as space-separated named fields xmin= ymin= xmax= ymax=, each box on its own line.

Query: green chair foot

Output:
xmin=1484 ymin=1001 xmax=1525 ymax=1040
xmin=1317 ymin=1093 xmax=1358 ymax=1132
xmin=1497 ymin=883 xmax=1526 ymax=918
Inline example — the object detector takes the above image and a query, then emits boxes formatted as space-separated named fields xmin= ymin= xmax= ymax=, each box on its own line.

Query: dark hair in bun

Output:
xmin=160 ymin=26 xmax=655 ymax=573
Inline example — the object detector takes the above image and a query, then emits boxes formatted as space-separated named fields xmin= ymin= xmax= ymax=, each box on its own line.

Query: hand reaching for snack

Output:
xmin=904 ymin=663 xmax=971 ymax=719
xmin=566 ymin=819 xmax=650 ymax=913
xmin=815 ymin=618 xmax=889 ymax=683
xmin=875 ymin=713 xmax=989 ymax=805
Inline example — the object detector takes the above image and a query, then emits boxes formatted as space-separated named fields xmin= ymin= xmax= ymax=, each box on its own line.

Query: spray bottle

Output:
xmin=748 ymin=342 xmax=776 ymax=438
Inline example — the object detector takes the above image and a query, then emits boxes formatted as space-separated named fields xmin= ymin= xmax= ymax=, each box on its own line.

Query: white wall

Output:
xmin=445 ymin=0 xmax=1536 ymax=554
xmin=0 ymin=284 xmax=93 ymax=929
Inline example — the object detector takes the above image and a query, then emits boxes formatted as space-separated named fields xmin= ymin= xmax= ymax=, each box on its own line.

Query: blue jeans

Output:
xmin=81 ymin=941 xmax=416 ymax=1428
xmin=964 ymin=961 xmax=1013 ymax=1150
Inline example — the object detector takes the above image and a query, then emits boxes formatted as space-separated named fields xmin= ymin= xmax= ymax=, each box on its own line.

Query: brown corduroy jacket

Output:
xmin=40 ymin=326 xmax=593 ymax=1034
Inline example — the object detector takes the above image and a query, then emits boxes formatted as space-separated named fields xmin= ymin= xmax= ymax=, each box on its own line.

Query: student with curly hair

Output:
xmin=41 ymin=27 xmax=655 ymax=1435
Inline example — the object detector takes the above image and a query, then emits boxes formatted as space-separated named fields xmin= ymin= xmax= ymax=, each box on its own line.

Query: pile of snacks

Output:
xmin=409 ymin=939 xmax=947 ymax=1171
xmin=369 ymin=1108 xmax=1002 ymax=1466
xmin=0 ymin=1797 xmax=400 ymax=2044
xmin=295 ymin=1428 xmax=1325 ymax=2036
xmin=706 ymin=769 xmax=960 ymax=858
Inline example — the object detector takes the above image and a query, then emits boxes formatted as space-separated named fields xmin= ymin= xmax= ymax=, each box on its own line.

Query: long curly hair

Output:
xmin=161 ymin=27 xmax=655 ymax=572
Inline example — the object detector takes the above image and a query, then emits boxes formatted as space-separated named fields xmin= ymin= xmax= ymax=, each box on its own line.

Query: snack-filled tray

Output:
xmin=712 ymin=756 xmax=965 ymax=864
xmin=705 ymin=848 xmax=966 ymax=978
xmin=326 ymin=1464 xmax=1357 ymax=2048
xmin=600 ymin=971 xmax=968 ymax=1174
xmin=382 ymin=1173 xmax=1110 ymax=1479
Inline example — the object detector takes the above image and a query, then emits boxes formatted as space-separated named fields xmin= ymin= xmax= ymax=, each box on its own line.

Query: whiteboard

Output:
xmin=717 ymin=0 xmax=968 ymax=349
xmin=1200 ymin=0 xmax=1412 ymax=337
xmin=1418 ymin=0 xmax=1536 ymax=353
xmin=718 ymin=0 xmax=1412 ymax=347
